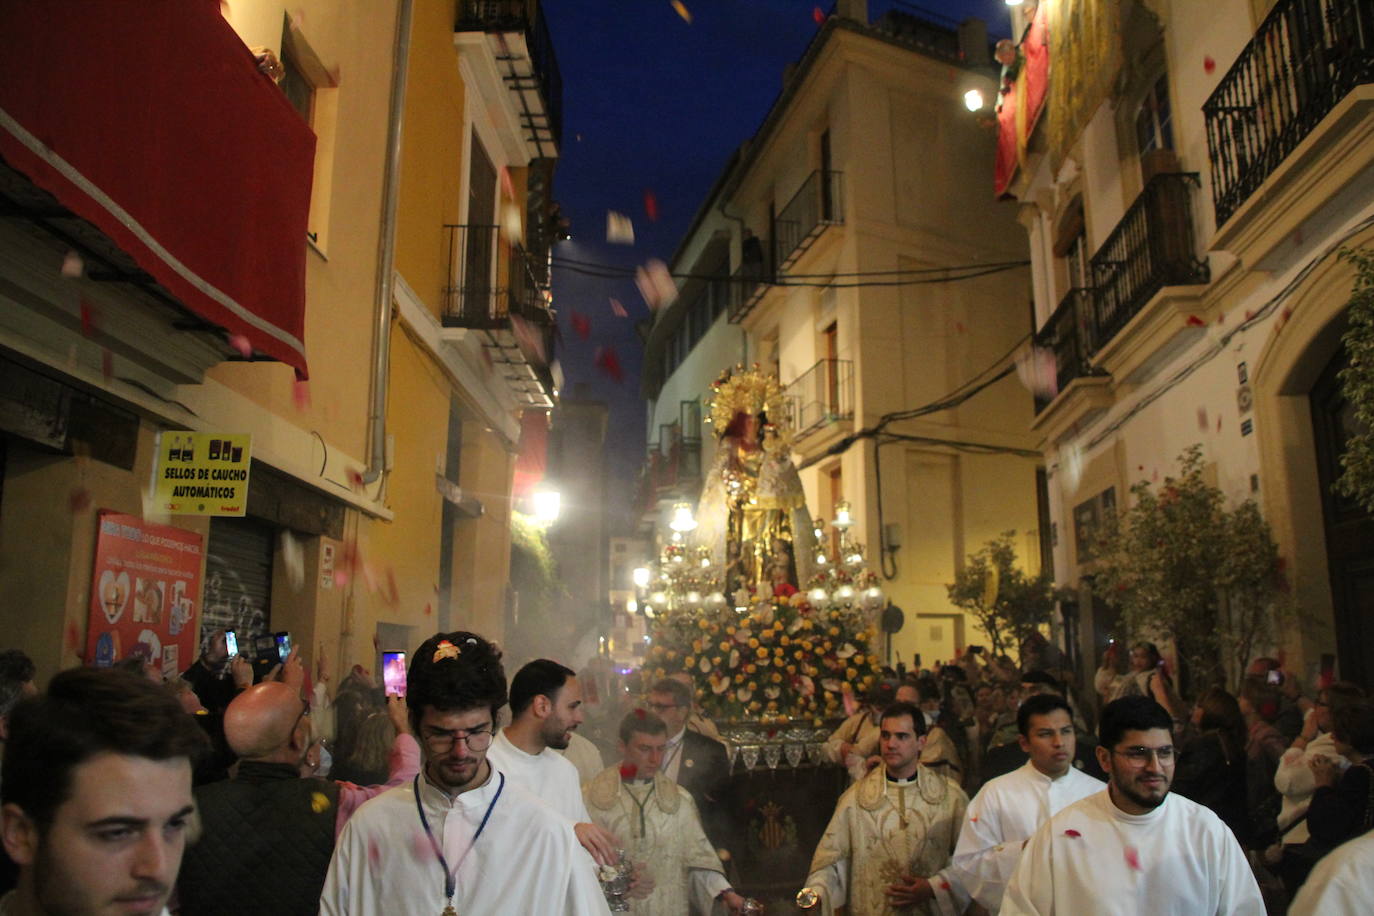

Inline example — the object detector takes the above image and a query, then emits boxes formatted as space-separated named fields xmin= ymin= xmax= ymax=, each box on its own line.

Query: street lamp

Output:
xmin=633 ymin=566 xmax=651 ymax=589
xmin=532 ymin=486 xmax=561 ymax=524
xmin=669 ymin=501 xmax=697 ymax=533
xmin=832 ymin=500 xmax=854 ymax=530
xmin=964 ymin=88 xmax=986 ymax=112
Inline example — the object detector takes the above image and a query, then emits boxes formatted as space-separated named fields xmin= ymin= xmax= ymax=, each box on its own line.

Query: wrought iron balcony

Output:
xmin=727 ymin=256 xmax=769 ymax=323
xmin=1089 ymin=173 xmax=1209 ymax=347
xmin=442 ymin=224 xmax=552 ymax=330
xmin=785 ymin=359 xmax=855 ymax=438
xmin=774 ymin=170 xmax=845 ymax=272
xmin=1033 ymin=289 xmax=1101 ymax=414
xmin=456 ymin=0 xmax=563 ymax=154
xmin=1203 ymin=0 xmax=1374 ymax=226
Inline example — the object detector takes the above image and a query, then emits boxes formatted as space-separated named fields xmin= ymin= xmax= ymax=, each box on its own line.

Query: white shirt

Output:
xmin=559 ymin=731 xmax=605 ymax=787
xmin=320 ymin=766 xmax=610 ymax=916
xmin=1002 ymin=789 xmax=1264 ymax=915
xmin=1288 ymin=828 xmax=1374 ymax=915
xmin=486 ymin=728 xmax=591 ymax=823
xmin=661 ymin=727 xmax=687 ymax=783
xmin=951 ymin=760 xmax=1104 ymax=911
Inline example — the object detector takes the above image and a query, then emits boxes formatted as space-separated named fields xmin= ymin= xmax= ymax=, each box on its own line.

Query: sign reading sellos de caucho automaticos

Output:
xmin=154 ymin=432 xmax=252 ymax=516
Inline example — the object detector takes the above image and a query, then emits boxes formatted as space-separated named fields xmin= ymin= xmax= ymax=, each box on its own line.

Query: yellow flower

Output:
xmin=771 ymin=672 xmax=782 ymax=683
xmin=719 ymin=641 xmax=730 ymax=652
xmin=685 ymin=656 xmax=696 ymax=668
xmin=748 ymin=638 xmax=760 ymax=649
xmin=709 ymin=624 xmax=719 ymax=634
xmin=734 ymin=673 xmax=745 ymax=683
xmin=773 ymin=646 xmax=784 ymax=656
xmin=712 ymin=656 xmax=722 ymax=665
xmin=781 ymin=636 xmax=791 ymax=646
xmin=749 ymin=700 xmax=761 ymax=711
xmin=692 ymin=640 xmax=703 ymax=653
xmin=667 ymin=650 xmax=678 ymax=659
xmin=746 ymin=664 xmax=757 ymax=674
xmin=773 ymin=656 xmax=784 ymax=667
xmin=726 ymin=626 xmax=736 ymax=635
xmin=851 ymin=653 xmax=864 ymax=665
xmin=846 ymin=667 xmax=858 ymax=680
xmin=828 ymin=627 xmax=840 ymax=637
xmin=697 ymin=619 xmax=709 ymax=629
xmin=787 ymin=665 xmax=797 ymax=674
xmin=748 ymin=681 xmax=757 ymax=690
xmin=794 ymin=650 xmax=804 ymax=660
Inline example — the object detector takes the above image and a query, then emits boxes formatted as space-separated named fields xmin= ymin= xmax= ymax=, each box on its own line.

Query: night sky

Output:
xmin=541 ymin=0 xmax=1014 ymax=528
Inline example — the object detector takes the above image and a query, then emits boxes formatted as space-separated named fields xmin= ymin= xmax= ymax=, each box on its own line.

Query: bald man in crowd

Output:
xmin=176 ymin=681 xmax=419 ymax=915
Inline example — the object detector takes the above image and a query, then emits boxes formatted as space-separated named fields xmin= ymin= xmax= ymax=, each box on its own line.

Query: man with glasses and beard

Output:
xmin=321 ymin=633 xmax=609 ymax=915
xmin=485 ymin=659 xmax=619 ymax=867
xmin=1001 ymin=696 xmax=1263 ymax=914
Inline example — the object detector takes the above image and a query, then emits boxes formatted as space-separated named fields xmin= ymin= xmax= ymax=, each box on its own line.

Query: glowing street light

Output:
xmin=633 ymin=566 xmax=651 ymax=589
xmin=833 ymin=500 xmax=854 ymax=530
xmin=669 ymin=502 xmax=698 ymax=533
xmin=532 ymin=486 xmax=561 ymax=524
xmin=964 ymin=89 xmax=986 ymax=112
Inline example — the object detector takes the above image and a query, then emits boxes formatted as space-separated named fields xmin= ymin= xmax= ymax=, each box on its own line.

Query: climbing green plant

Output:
xmin=1335 ymin=248 xmax=1374 ymax=512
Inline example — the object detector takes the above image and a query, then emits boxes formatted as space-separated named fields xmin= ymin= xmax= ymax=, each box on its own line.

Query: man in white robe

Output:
xmin=583 ymin=711 xmax=747 ymax=915
xmin=484 ymin=658 xmax=618 ymax=865
xmin=320 ymin=632 xmax=610 ymax=915
xmin=1287 ymin=828 xmax=1374 ymax=914
xmin=825 ymin=681 xmax=898 ymax=782
xmin=951 ymin=694 xmax=1103 ymax=912
xmin=1001 ymin=696 xmax=1263 ymax=915
xmin=801 ymin=701 xmax=969 ymax=915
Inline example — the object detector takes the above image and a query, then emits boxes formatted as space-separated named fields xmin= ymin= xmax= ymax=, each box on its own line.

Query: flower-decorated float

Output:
xmin=636 ymin=366 xmax=890 ymax=896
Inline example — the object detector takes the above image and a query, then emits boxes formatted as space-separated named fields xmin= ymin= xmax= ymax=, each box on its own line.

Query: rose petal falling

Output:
xmin=619 ymin=762 xmax=638 ymax=779
xmin=609 ymin=297 xmax=628 ymax=318
xmin=281 ymin=530 xmax=305 ymax=590
xmin=346 ymin=468 xmax=365 ymax=491
xmin=1014 ymin=345 xmax=1058 ymax=400
xmin=593 ymin=345 xmax=624 ymax=383
xmin=813 ymin=6 xmax=826 ymax=25
xmin=670 ymin=1 xmax=691 ymax=25
xmin=634 ymin=259 xmax=677 ymax=310
xmin=1064 ymin=829 xmax=1081 ymax=838
xmin=643 ymin=189 xmax=660 ymax=222
xmin=570 ymin=310 xmax=591 ymax=341
xmin=229 ymin=333 xmax=253 ymax=358
xmin=80 ymin=299 xmax=99 ymax=337
xmin=1196 ymin=407 xmax=1208 ymax=432
xmin=606 ymin=210 xmax=635 ymax=245
xmin=61 ymin=250 xmax=84 ymax=278
xmin=1204 ymin=56 xmax=1216 ymax=74
xmin=1124 ymin=845 xmax=1142 ymax=870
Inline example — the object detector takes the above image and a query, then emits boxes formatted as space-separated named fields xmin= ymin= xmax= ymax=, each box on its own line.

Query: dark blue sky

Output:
xmin=541 ymin=0 xmax=1013 ymax=528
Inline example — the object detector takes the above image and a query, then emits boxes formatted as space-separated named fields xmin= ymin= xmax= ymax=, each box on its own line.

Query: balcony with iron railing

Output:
xmin=1088 ymin=173 xmax=1210 ymax=348
xmin=774 ymin=169 xmax=845 ymax=272
xmin=785 ymin=359 xmax=855 ymax=439
xmin=442 ymin=224 xmax=552 ymax=330
xmin=1203 ymin=0 xmax=1374 ymax=227
xmin=1033 ymin=289 xmax=1101 ymax=414
xmin=456 ymin=0 xmax=563 ymax=154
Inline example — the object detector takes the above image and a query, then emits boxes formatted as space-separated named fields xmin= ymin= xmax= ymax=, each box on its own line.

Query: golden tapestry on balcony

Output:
xmin=1047 ymin=0 xmax=1124 ymax=170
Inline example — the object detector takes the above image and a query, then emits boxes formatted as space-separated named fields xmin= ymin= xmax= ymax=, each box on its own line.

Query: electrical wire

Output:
xmin=551 ymin=252 xmax=1031 ymax=281
xmin=552 ymin=258 xmax=1028 ymax=289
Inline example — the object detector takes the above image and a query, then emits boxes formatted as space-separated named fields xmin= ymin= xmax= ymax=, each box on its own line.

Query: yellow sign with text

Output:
xmin=154 ymin=432 xmax=252 ymax=516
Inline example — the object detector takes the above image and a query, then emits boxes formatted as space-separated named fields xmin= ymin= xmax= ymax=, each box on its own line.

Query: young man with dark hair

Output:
xmin=485 ymin=658 xmax=618 ymax=865
xmin=1306 ymin=698 xmax=1374 ymax=850
xmin=0 ymin=666 xmax=208 ymax=916
xmin=951 ymin=694 xmax=1102 ymax=912
xmin=802 ymin=701 xmax=969 ymax=914
xmin=582 ymin=711 xmax=747 ymax=914
xmin=1002 ymin=696 xmax=1263 ymax=914
xmin=321 ymin=632 xmax=610 ymax=915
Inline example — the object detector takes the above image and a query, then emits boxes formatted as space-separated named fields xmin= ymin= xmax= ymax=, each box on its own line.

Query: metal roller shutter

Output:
xmin=202 ymin=516 xmax=274 ymax=658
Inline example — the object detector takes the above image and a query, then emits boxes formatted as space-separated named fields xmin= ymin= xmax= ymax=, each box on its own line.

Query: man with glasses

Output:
xmin=1001 ymin=696 xmax=1263 ymax=914
xmin=321 ymin=632 xmax=609 ymax=915
xmin=178 ymin=679 xmax=420 ymax=915
xmin=485 ymin=658 xmax=619 ymax=866
xmin=646 ymin=678 xmax=734 ymax=860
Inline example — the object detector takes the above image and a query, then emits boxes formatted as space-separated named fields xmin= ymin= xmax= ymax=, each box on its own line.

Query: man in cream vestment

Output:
xmin=803 ymin=702 xmax=969 ymax=915
xmin=584 ymin=711 xmax=747 ymax=915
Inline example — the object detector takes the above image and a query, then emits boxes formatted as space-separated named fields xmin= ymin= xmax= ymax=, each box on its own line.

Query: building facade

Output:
xmin=0 ymin=0 xmax=561 ymax=682
xmin=641 ymin=0 xmax=1046 ymax=668
xmin=1006 ymin=0 xmax=1374 ymax=686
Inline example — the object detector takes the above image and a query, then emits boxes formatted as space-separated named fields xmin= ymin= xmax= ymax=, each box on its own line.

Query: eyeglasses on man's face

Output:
xmin=422 ymin=726 xmax=494 ymax=753
xmin=646 ymin=701 xmax=680 ymax=713
xmin=1112 ymin=745 xmax=1175 ymax=766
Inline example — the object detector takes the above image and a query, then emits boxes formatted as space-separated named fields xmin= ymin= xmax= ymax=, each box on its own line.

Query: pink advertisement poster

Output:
xmin=85 ymin=511 xmax=204 ymax=676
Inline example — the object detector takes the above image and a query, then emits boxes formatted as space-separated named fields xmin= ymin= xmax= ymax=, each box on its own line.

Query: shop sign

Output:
xmin=154 ymin=431 xmax=252 ymax=516
xmin=85 ymin=511 xmax=204 ymax=676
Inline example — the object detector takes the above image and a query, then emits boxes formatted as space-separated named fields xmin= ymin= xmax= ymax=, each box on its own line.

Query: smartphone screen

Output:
xmin=275 ymin=632 xmax=291 ymax=662
xmin=224 ymin=630 xmax=239 ymax=658
xmin=382 ymin=651 xmax=407 ymax=697
xmin=1267 ymin=669 xmax=1282 ymax=685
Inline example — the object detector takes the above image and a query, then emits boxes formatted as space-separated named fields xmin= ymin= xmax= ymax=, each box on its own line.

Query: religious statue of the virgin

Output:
xmin=694 ymin=367 xmax=818 ymax=597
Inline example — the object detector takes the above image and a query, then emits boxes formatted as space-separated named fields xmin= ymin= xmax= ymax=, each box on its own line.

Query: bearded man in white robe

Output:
xmin=583 ymin=711 xmax=747 ymax=915
xmin=801 ymin=701 xmax=969 ymax=915
xmin=950 ymin=694 xmax=1102 ymax=912
xmin=1002 ymin=696 xmax=1263 ymax=915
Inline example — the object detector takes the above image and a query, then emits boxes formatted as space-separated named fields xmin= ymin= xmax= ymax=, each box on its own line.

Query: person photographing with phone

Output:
xmin=176 ymin=650 xmax=419 ymax=915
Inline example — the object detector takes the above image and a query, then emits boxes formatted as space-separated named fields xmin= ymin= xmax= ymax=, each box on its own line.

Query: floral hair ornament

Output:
xmin=432 ymin=640 xmax=461 ymax=663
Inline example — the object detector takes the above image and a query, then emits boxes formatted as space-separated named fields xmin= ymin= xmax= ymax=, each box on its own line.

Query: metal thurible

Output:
xmin=795 ymin=887 xmax=820 ymax=909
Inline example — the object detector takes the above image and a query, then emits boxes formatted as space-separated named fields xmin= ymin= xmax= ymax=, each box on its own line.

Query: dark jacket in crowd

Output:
xmin=1307 ymin=761 xmax=1373 ymax=849
xmin=1172 ymin=730 xmax=1251 ymax=846
xmin=677 ymin=729 xmax=736 ymax=855
xmin=177 ymin=761 xmax=340 ymax=916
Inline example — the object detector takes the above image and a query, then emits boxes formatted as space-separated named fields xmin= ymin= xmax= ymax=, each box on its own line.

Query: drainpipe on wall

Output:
xmin=363 ymin=0 xmax=414 ymax=485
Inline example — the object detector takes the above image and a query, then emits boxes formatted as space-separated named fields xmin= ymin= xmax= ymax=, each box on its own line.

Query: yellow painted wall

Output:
xmin=395 ymin=0 xmax=466 ymax=318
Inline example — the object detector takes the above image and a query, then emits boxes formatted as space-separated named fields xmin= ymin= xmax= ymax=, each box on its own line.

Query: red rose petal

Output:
xmin=1124 ymin=845 xmax=1142 ymax=870
xmin=1204 ymin=56 xmax=1216 ymax=74
xmin=643 ymin=189 xmax=660 ymax=222
xmin=367 ymin=839 xmax=382 ymax=869
xmin=812 ymin=6 xmax=825 ymax=25
xmin=1186 ymin=314 xmax=1205 ymax=327
xmin=619 ymin=762 xmax=638 ymax=779
xmin=80 ymin=298 xmax=99 ymax=337
xmin=229 ymin=333 xmax=252 ymax=358
xmin=1064 ymin=829 xmax=1081 ymax=838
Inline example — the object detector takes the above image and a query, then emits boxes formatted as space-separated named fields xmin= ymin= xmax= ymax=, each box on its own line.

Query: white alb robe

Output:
xmin=951 ymin=760 xmax=1104 ymax=911
xmin=805 ymin=764 xmax=970 ymax=915
xmin=560 ymin=731 xmax=606 ymax=786
xmin=583 ymin=767 xmax=730 ymax=915
xmin=1001 ymin=789 xmax=1264 ymax=915
xmin=486 ymin=728 xmax=591 ymax=823
xmin=320 ymin=766 xmax=610 ymax=916
xmin=1287 ymin=829 xmax=1374 ymax=915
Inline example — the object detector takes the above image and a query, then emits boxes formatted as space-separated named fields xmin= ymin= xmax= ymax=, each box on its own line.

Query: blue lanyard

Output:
xmin=413 ymin=769 xmax=505 ymax=901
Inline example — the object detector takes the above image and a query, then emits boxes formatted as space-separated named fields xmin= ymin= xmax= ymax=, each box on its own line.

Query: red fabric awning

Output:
xmin=0 ymin=0 xmax=315 ymax=377
xmin=994 ymin=3 xmax=1049 ymax=199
